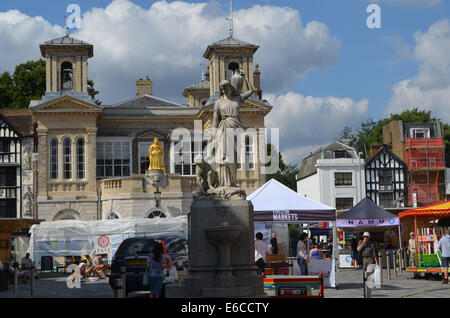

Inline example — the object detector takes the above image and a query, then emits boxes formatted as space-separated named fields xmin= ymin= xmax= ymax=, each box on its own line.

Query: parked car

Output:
xmin=108 ymin=235 xmax=189 ymax=297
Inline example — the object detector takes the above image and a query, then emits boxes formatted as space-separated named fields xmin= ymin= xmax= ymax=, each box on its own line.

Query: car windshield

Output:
xmin=116 ymin=238 xmax=156 ymax=256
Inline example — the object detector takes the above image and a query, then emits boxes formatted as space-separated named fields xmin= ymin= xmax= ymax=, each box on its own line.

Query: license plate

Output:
xmin=128 ymin=259 xmax=146 ymax=266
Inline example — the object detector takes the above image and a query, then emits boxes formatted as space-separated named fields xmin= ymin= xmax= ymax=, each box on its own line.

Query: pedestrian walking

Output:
xmin=439 ymin=228 xmax=450 ymax=284
xmin=147 ymin=241 xmax=168 ymax=298
xmin=255 ymin=232 xmax=268 ymax=275
xmin=351 ymin=233 xmax=360 ymax=270
xmin=296 ymin=233 xmax=309 ymax=275
xmin=357 ymin=232 xmax=379 ymax=271
xmin=407 ymin=232 xmax=416 ymax=267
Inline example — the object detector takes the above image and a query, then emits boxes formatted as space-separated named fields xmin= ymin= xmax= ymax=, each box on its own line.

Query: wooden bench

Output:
xmin=265 ymin=253 xmax=289 ymax=275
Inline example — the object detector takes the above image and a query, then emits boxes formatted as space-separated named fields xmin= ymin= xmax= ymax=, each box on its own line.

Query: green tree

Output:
xmin=0 ymin=71 xmax=14 ymax=108
xmin=9 ymin=59 xmax=46 ymax=109
xmin=88 ymin=79 xmax=102 ymax=105
xmin=337 ymin=108 xmax=440 ymax=158
xmin=266 ymin=144 xmax=299 ymax=191
xmin=0 ymin=59 xmax=101 ymax=108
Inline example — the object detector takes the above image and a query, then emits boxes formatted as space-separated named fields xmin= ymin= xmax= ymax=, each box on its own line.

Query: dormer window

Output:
xmin=61 ymin=61 xmax=73 ymax=90
xmin=334 ymin=150 xmax=350 ymax=159
xmin=412 ymin=128 xmax=429 ymax=139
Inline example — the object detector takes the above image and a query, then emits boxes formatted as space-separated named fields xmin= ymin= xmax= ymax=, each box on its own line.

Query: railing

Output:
xmin=47 ymin=182 xmax=88 ymax=192
xmin=405 ymin=138 xmax=443 ymax=147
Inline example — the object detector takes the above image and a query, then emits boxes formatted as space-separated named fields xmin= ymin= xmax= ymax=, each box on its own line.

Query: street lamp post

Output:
xmin=154 ymin=187 xmax=161 ymax=208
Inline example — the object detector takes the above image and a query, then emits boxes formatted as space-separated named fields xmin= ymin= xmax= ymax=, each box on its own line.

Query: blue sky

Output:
xmin=0 ymin=0 xmax=449 ymax=164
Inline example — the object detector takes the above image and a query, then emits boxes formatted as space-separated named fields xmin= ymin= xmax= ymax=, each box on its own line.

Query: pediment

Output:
xmin=114 ymin=94 xmax=182 ymax=108
xmin=30 ymin=95 xmax=103 ymax=113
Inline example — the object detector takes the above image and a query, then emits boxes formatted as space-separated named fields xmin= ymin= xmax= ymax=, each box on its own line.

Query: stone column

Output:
xmin=58 ymin=138 xmax=63 ymax=182
xmin=86 ymin=128 xmax=97 ymax=192
xmin=72 ymin=137 xmax=76 ymax=181
xmin=82 ymin=57 xmax=88 ymax=92
xmin=36 ymin=128 xmax=48 ymax=197
xmin=52 ymin=58 xmax=58 ymax=92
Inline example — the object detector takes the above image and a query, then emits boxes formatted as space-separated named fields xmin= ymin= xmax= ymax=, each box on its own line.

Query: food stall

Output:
xmin=399 ymin=201 xmax=450 ymax=274
xmin=336 ymin=197 xmax=402 ymax=269
xmin=247 ymin=179 xmax=337 ymax=294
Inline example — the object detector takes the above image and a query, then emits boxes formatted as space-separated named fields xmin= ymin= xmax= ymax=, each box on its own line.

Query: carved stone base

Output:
xmin=165 ymin=199 xmax=265 ymax=298
xmin=194 ymin=187 xmax=246 ymax=201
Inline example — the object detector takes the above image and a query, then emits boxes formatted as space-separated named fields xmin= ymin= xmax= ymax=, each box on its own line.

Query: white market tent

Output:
xmin=27 ymin=216 xmax=188 ymax=264
xmin=247 ymin=179 xmax=338 ymax=287
xmin=248 ymin=179 xmax=336 ymax=222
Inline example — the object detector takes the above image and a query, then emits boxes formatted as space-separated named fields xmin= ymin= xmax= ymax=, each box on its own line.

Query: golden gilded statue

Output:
xmin=148 ymin=137 xmax=164 ymax=170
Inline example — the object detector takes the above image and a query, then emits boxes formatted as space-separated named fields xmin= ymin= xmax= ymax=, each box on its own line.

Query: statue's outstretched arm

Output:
xmin=240 ymin=70 xmax=256 ymax=101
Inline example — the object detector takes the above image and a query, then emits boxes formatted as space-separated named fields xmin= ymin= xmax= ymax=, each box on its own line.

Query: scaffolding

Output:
xmin=405 ymin=138 xmax=446 ymax=206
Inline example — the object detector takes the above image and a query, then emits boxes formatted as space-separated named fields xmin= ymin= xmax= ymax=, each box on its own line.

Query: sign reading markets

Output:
xmin=336 ymin=217 xmax=399 ymax=228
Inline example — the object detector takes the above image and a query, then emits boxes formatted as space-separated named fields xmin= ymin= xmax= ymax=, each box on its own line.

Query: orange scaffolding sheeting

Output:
xmin=404 ymin=138 xmax=445 ymax=169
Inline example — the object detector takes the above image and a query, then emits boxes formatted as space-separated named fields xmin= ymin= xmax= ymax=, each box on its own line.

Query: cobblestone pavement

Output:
xmin=0 ymin=269 xmax=449 ymax=298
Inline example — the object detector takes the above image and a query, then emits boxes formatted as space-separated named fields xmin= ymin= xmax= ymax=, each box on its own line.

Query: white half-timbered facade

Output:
xmin=365 ymin=145 xmax=407 ymax=208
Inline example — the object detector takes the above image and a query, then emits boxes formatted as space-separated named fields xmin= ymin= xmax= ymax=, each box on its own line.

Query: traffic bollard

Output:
xmin=120 ymin=266 xmax=126 ymax=298
xmin=363 ymin=271 xmax=372 ymax=298
xmin=403 ymin=249 xmax=408 ymax=270
xmin=378 ymin=252 xmax=383 ymax=284
xmin=386 ymin=251 xmax=391 ymax=280
xmin=393 ymin=251 xmax=398 ymax=277
xmin=116 ymin=278 xmax=123 ymax=298
xmin=13 ymin=267 xmax=18 ymax=296
xmin=30 ymin=267 xmax=35 ymax=297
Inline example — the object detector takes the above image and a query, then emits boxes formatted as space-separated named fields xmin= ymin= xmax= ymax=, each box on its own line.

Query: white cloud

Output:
xmin=385 ymin=19 xmax=450 ymax=121
xmin=0 ymin=0 xmax=341 ymax=104
xmin=265 ymin=92 xmax=369 ymax=164
xmin=0 ymin=10 xmax=62 ymax=72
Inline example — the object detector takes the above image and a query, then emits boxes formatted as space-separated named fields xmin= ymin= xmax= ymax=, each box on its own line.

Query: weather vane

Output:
xmin=64 ymin=14 xmax=70 ymax=36
xmin=226 ymin=0 xmax=233 ymax=37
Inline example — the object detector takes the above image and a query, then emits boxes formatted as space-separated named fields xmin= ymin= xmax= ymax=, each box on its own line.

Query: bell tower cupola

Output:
xmin=40 ymin=35 xmax=93 ymax=94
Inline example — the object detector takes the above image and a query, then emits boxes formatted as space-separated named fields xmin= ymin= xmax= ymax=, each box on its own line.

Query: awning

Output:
xmin=247 ymin=179 xmax=336 ymax=222
xmin=399 ymin=201 xmax=450 ymax=219
xmin=336 ymin=197 xmax=399 ymax=228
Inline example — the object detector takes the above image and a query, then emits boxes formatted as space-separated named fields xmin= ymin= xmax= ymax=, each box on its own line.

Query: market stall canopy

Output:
xmin=247 ymin=179 xmax=336 ymax=222
xmin=399 ymin=201 xmax=450 ymax=219
xmin=336 ymin=197 xmax=399 ymax=228
xmin=27 ymin=216 xmax=188 ymax=260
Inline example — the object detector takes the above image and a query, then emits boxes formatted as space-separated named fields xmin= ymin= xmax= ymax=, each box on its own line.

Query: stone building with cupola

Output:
xmin=29 ymin=32 xmax=273 ymax=222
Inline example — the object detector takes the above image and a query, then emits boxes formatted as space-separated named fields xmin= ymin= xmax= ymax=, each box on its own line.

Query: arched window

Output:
xmin=147 ymin=210 xmax=166 ymax=219
xmin=105 ymin=210 xmax=121 ymax=220
xmin=63 ymin=138 xmax=72 ymax=180
xmin=61 ymin=61 xmax=73 ymax=90
xmin=227 ymin=62 xmax=239 ymax=79
xmin=49 ymin=138 xmax=58 ymax=180
xmin=76 ymin=138 xmax=85 ymax=179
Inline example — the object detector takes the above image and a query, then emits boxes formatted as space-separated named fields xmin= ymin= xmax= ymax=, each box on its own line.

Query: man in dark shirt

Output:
xmin=357 ymin=232 xmax=379 ymax=271
xmin=270 ymin=233 xmax=278 ymax=255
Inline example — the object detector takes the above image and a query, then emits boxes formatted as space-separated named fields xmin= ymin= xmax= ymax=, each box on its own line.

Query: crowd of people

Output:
xmin=254 ymin=231 xmax=333 ymax=276
xmin=1 ymin=252 xmax=34 ymax=285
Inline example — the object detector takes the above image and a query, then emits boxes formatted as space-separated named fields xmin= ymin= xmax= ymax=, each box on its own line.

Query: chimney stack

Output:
xmin=253 ymin=64 xmax=262 ymax=100
xmin=136 ymin=76 xmax=153 ymax=96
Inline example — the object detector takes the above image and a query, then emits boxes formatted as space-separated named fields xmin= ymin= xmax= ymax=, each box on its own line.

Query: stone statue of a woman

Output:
xmin=205 ymin=69 xmax=257 ymax=199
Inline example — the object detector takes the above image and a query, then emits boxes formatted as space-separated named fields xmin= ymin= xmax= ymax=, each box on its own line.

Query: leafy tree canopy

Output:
xmin=0 ymin=59 xmax=100 ymax=109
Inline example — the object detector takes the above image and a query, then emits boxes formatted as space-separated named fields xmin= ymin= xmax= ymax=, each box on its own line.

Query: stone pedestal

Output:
xmin=166 ymin=199 xmax=265 ymax=298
